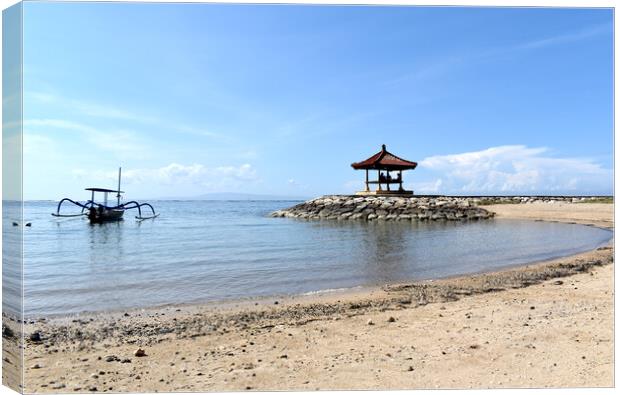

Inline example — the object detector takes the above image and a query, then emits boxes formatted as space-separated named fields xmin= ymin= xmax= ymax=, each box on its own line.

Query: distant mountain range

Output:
xmin=154 ymin=192 xmax=310 ymax=201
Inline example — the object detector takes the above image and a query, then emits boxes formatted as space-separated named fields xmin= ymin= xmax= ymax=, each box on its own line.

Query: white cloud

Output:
xmin=173 ymin=124 xmax=219 ymax=138
xmin=75 ymin=102 xmax=157 ymax=124
xmin=382 ymin=56 xmax=463 ymax=87
xmin=26 ymin=91 xmax=220 ymax=139
xmin=26 ymin=91 xmax=157 ymax=124
xmin=382 ymin=23 xmax=611 ymax=88
xmin=414 ymin=179 xmax=443 ymax=194
xmin=24 ymin=133 xmax=54 ymax=156
xmin=418 ymin=145 xmax=612 ymax=195
xmin=124 ymin=163 xmax=258 ymax=186
xmin=24 ymin=118 xmax=147 ymax=156
xmin=517 ymin=23 xmax=612 ymax=50
xmin=73 ymin=163 xmax=259 ymax=190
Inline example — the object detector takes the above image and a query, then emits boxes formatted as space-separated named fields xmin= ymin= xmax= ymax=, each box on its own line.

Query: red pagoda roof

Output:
xmin=351 ymin=144 xmax=418 ymax=170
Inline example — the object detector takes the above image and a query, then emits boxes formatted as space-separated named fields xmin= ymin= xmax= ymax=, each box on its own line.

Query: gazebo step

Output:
xmin=356 ymin=190 xmax=413 ymax=197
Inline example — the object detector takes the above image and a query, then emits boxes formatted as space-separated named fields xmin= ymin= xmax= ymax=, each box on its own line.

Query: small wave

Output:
xmin=299 ymin=285 xmax=365 ymax=296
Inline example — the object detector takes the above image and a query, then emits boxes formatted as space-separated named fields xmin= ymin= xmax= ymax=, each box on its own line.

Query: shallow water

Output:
xmin=3 ymin=200 xmax=612 ymax=316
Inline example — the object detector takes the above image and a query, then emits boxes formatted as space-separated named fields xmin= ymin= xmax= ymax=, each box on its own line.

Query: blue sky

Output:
xmin=19 ymin=2 xmax=613 ymax=200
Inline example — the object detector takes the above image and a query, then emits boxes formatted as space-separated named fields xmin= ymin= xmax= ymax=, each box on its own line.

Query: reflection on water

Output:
xmin=16 ymin=200 xmax=613 ymax=316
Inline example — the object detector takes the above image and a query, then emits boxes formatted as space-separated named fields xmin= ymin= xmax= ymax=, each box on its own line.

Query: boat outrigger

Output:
xmin=52 ymin=168 xmax=159 ymax=224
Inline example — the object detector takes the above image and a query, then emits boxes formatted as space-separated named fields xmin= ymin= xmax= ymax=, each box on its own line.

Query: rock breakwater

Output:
xmin=270 ymin=195 xmax=494 ymax=221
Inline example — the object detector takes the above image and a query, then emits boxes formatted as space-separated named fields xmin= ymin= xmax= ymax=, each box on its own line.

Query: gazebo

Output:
xmin=351 ymin=144 xmax=417 ymax=196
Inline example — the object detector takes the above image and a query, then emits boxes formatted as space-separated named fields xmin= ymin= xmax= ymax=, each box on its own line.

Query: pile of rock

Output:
xmin=270 ymin=195 xmax=494 ymax=222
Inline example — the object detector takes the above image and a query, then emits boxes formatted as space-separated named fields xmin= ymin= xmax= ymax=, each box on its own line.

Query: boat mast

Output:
xmin=117 ymin=167 xmax=122 ymax=206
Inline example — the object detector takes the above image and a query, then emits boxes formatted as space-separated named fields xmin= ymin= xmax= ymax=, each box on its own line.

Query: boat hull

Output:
xmin=88 ymin=208 xmax=124 ymax=224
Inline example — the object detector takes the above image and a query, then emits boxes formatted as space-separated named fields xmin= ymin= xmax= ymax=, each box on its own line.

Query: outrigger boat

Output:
xmin=52 ymin=168 xmax=159 ymax=224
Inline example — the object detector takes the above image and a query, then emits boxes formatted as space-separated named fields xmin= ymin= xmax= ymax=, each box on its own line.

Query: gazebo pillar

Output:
xmin=377 ymin=170 xmax=382 ymax=191
xmin=386 ymin=170 xmax=390 ymax=191
xmin=365 ymin=169 xmax=370 ymax=192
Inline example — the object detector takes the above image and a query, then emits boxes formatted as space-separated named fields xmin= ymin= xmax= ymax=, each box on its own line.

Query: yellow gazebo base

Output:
xmin=355 ymin=190 xmax=413 ymax=197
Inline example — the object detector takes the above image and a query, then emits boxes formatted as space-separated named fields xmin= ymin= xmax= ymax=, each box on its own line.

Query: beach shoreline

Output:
xmin=12 ymin=220 xmax=613 ymax=323
xmin=11 ymin=202 xmax=614 ymax=321
xmin=4 ymin=202 xmax=614 ymax=392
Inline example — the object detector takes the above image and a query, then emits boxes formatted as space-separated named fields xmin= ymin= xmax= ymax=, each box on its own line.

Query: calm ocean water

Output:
xmin=2 ymin=200 xmax=612 ymax=316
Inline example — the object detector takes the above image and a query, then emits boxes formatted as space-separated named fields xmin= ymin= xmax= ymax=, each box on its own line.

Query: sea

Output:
xmin=2 ymin=200 xmax=613 ymax=317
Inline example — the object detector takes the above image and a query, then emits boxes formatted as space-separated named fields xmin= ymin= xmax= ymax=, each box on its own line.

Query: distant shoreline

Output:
xmin=14 ymin=194 xmax=615 ymax=202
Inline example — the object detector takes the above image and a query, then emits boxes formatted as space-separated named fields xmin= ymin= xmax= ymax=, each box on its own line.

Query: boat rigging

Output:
xmin=52 ymin=167 xmax=159 ymax=224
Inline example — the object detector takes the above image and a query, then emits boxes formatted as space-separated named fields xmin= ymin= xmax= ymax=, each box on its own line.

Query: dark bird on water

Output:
xmin=12 ymin=222 xmax=18 ymax=226
xmin=25 ymin=223 xmax=32 ymax=227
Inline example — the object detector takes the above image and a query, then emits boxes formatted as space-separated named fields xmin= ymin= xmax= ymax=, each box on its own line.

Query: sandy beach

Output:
xmin=3 ymin=202 xmax=614 ymax=392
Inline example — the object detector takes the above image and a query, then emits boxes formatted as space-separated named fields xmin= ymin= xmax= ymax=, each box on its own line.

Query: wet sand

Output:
xmin=4 ymin=202 xmax=614 ymax=392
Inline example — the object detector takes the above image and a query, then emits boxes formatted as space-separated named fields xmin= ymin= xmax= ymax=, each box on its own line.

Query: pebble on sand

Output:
xmin=2 ymin=326 xmax=14 ymax=338
xmin=134 ymin=349 xmax=147 ymax=357
xmin=367 ymin=319 xmax=374 ymax=325
xmin=29 ymin=332 xmax=42 ymax=342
